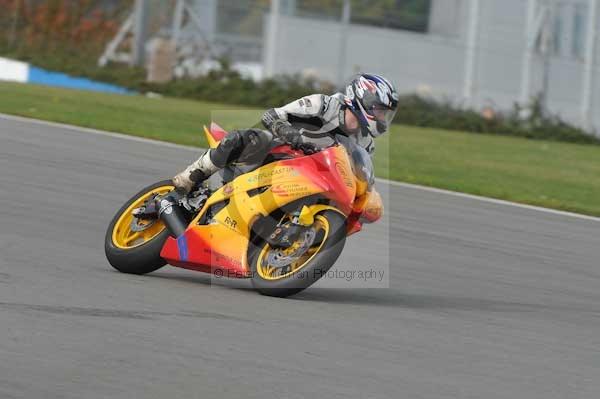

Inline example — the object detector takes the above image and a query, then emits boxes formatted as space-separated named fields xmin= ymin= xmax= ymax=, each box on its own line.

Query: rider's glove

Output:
xmin=289 ymin=137 xmax=319 ymax=155
xmin=274 ymin=122 xmax=319 ymax=155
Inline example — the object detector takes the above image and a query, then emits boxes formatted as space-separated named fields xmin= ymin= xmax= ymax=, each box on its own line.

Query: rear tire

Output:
xmin=105 ymin=180 xmax=173 ymax=275
xmin=249 ymin=210 xmax=346 ymax=297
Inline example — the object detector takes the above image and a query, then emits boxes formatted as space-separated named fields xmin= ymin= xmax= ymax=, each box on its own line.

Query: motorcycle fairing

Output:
xmin=160 ymin=141 xmax=357 ymax=276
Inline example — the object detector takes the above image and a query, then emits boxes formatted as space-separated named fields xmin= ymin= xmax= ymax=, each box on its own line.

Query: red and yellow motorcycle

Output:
xmin=105 ymin=123 xmax=383 ymax=297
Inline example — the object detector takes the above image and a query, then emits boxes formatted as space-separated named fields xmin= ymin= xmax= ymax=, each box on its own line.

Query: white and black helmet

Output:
xmin=345 ymin=73 xmax=399 ymax=138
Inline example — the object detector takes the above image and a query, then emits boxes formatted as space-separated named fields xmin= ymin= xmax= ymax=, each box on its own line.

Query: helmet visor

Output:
xmin=361 ymin=90 xmax=398 ymax=126
xmin=371 ymin=104 xmax=398 ymax=126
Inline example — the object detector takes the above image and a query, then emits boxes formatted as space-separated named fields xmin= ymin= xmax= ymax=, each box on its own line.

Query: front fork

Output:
xmin=266 ymin=210 xmax=307 ymax=249
xmin=266 ymin=205 xmax=345 ymax=248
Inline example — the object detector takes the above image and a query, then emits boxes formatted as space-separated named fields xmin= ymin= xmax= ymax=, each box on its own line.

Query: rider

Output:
xmin=172 ymin=73 xmax=399 ymax=193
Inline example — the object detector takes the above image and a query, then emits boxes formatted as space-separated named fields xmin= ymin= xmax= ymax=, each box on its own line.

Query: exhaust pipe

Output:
xmin=156 ymin=194 xmax=188 ymax=237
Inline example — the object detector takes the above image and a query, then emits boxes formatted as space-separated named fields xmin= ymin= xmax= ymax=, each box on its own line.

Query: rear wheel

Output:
xmin=105 ymin=180 xmax=174 ymax=275
xmin=249 ymin=210 xmax=346 ymax=297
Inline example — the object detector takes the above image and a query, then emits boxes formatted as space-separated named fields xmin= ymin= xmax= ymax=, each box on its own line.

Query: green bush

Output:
xmin=1 ymin=44 xmax=597 ymax=145
xmin=140 ymin=61 xmax=334 ymax=109
xmin=145 ymin=69 xmax=598 ymax=145
xmin=396 ymin=94 xmax=599 ymax=145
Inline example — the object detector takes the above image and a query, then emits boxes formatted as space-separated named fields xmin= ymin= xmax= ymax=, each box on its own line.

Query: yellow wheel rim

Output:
xmin=111 ymin=185 xmax=174 ymax=249
xmin=256 ymin=215 xmax=330 ymax=281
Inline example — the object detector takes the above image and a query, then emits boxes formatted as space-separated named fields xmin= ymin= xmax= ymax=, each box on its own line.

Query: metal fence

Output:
xmin=0 ymin=0 xmax=433 ymax=66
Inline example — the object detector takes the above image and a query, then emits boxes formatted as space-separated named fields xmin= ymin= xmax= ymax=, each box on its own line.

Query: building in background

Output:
xmin=262 ymin=0 xmax=599 ymax=133
xmin=100 ymin=0 xmax=598 ymax=133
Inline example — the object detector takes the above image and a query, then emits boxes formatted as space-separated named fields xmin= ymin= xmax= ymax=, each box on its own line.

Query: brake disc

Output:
xmin=266 ymin=228 xmax=317 ymax=268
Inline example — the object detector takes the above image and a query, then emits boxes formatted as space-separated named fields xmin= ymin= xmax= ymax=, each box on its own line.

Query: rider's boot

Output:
xmin=172 ymin=150 xmax=219 ymax=193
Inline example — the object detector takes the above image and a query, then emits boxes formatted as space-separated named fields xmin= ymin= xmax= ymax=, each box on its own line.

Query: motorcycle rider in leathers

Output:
xmin=172 ymin=73 xmax=399 ymax=196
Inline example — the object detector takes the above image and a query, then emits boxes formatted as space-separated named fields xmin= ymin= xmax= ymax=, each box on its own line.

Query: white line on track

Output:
xmin=2 ymin=112 xmax=599 ymax=223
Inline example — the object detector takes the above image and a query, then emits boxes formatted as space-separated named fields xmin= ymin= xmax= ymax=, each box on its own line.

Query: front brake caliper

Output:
xmin=131 ymin=193 xmax=162 ymax=219
xmin=266 ymin=229 xmax=317 ymax=268
xmin=267 ymin=222 xmax=307 ymax=249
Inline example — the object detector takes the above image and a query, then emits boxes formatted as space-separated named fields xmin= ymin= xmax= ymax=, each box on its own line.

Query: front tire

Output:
xmin=249 ymin=210 xmax=347 ymax=297
xmin=105 ymin=180 xmax=175 ymax=275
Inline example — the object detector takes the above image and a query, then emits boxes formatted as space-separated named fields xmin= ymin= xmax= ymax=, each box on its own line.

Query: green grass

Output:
xmin=1 ymin=81 xmax=599 ymax=216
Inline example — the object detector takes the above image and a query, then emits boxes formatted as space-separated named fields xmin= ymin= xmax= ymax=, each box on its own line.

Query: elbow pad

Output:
xmin=261 ymin=109 xmax=280 ymax=131
xmin=275 ymin=122 xmax=301 ymax=143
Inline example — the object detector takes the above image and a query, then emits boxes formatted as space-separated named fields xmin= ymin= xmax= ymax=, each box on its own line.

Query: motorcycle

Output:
xmin=105 ymin=123 xmax=383 ymax=297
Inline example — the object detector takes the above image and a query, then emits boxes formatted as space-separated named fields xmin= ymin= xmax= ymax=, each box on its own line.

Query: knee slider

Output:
xmin=239 ymin=129 xmax=272 ymax=163
xmin=244 ymin=129 xmax=270 ymax=149
xmin=219 ymin=130 xmax=243 ymax=150
xmin=210 ymin=130 xmax=244 ymax=168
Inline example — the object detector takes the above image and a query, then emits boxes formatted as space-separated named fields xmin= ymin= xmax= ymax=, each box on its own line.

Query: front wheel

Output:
xmin=249 ymin=210 xmax=347 ymax=297
xmin=105 ymin=180 xmax=175 ymax=275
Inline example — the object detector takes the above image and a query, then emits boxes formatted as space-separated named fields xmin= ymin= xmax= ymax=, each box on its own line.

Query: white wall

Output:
xmin=265 ymin=14 xmax=466 ymax=97
xmin=263 ymin=0 xmax=600 ymax=134
xmin=0 ymin=58 xmax=29 ymax=83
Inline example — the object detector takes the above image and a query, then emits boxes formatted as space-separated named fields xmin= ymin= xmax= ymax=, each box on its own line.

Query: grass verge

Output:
xmin=1 ymin=81 xmax=599 ymax=216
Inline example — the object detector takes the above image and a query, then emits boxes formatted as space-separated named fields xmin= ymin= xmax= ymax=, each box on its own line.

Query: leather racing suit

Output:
xmin=172 ymin=93 xmax=376 ymax=192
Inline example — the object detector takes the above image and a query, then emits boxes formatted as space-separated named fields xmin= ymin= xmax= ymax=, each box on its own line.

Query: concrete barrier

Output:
xmin=0 ymin=58 xmax=29 ymax=83
xmin=0 ymin=57 xmax=132 ymax=95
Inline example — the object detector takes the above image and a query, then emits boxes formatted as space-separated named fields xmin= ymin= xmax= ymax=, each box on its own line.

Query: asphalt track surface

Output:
xmin=1 ymin=115 xmax=599 ymax=399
